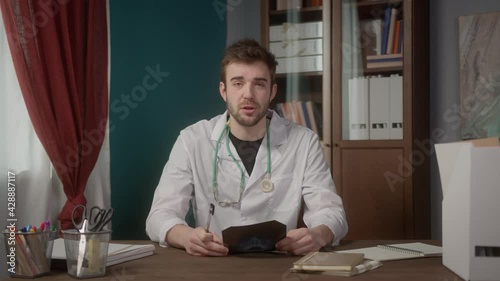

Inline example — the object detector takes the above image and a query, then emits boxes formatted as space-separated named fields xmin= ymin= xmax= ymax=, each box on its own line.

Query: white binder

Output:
xmin=269 ymin=22 xmax=323 ymax=42
xmin=348 ymin=77 xmax=369 ymax=140
xmin=389 ymin=74 xmax=403 ymax=139
xmin=369 ymin=76 xmax=390 ymax=139
xmin=269 ymin=38 xmax=323 ymax=58
xmin=276 ymin=55 xmax=323 ymax=74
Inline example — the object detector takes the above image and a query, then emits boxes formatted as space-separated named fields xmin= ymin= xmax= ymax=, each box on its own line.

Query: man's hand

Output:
xmin=275 ymin=225 xmax=334 ymax=255
xmin=166 ymin=225 xmax=228 ymax=257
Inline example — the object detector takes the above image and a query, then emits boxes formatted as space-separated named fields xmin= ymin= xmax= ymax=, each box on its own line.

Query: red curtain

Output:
xmin=0 ymin=0 xmax=108 ymax=230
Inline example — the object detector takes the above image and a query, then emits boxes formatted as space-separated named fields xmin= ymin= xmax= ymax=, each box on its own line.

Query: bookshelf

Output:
xmin=261 ymin=0 xmax=430 ymax=239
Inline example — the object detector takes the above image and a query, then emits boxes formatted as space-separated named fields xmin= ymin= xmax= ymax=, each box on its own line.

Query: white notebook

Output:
xmin=336 ymin=242 xmax=442 ymax=261
xmin=52 ymin=238 xmax=155 ymax=266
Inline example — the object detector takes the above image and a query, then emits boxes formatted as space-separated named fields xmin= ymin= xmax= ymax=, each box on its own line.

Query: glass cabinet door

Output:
xmin=263 ymin=0 xmax=332 ymax=166
xmin=340 ymin=0 xmax=404 ymax=141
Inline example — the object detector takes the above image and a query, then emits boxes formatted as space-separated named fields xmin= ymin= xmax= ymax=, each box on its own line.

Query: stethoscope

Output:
xmin=212 ymin=117 xmax=274 ymax=207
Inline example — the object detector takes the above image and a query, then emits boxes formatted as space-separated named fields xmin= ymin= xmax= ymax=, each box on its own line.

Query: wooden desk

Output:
xmin=6 ymin=240 xmax=464 ymax=281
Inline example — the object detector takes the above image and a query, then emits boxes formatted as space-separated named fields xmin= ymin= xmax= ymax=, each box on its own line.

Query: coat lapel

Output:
xmin=211 ymin=111 xmax=240 ymax=161
xmin=245 ymin=111 xmax=288 ymax=191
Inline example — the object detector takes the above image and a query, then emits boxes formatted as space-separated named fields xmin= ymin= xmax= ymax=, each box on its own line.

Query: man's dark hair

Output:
xmin=220 ymin=38 xmax=278 ymax=85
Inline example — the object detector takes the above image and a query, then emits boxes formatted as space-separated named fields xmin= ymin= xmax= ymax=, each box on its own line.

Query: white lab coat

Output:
xmin=146 ymin=110 xmax=348 ymax=246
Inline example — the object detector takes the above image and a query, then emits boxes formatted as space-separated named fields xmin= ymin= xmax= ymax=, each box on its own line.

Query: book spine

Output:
xmin=392 ymin=19 xmax=401 ymax=54
xmin=397 ymin=19 xmax=404 ymax=53
xmin=292 ymin=252 xmax=316 ymax=269
xmin=367 ymin=57 xmax=402 ymax=63
xmin=381 ymin=6 xmax=391 ymax=55
xmin=385 ymin=8 xmax=397 ymax=54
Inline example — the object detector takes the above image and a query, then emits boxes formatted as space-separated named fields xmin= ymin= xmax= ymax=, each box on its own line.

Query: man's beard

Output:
xmin=227 ymin=102 xmax=269 ymax=127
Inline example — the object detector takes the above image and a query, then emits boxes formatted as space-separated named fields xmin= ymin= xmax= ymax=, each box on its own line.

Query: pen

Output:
xmin=206 ymin=203 xmax=215 ymax=232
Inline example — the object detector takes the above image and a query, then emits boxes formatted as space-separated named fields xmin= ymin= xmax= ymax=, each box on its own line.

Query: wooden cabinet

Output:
xmin=261 ymin=0 xmax=430 ymax=239
xmin=332 ymin=0 xmax=430 ymax=239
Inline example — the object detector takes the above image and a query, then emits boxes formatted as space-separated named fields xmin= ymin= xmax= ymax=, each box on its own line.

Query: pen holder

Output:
xmin=2 ymin=230 xmax=57 ymax=278
xmin=61 ymin=229 xmax=111 ymax=279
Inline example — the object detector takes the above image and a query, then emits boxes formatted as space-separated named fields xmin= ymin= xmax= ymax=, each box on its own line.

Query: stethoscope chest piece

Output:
xmin=260 ymin=177 xmax=274 ymax=193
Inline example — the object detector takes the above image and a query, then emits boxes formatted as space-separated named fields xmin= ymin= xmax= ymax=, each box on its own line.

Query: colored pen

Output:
xmin=206 ymin=203 xmax=215 ymax=232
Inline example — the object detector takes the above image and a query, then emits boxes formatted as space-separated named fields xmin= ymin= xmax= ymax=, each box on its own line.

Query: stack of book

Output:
xmin=290 ymin=252 xmax=382 ymax=277
xmin=275 ymin=100 xmax=321 ymax=137
xmin=360 ymin=4 xmax=404 ymax=69
xmin=366 ymin=53 xmax=402 ymax=69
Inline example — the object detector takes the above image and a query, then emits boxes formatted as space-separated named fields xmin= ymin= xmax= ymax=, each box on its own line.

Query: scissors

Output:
xmin=71 ymin=205 xmax=114 ymax=232
xmin=71 ymin=205 xmax=113 ymax=276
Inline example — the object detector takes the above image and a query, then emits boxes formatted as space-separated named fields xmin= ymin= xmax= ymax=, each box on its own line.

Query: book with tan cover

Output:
xmin=291 ymin=259 xmax=382 ymax=277
xmin=293 ymin=251 xmax=365 ymax=271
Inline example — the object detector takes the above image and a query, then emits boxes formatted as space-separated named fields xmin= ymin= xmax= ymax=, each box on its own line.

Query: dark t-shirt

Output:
xmin=228 ymin=131 xmax=263 ymax=176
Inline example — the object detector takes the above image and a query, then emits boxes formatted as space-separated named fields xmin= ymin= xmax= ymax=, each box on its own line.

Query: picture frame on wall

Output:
xmin=458 ymin=11 xmax=500 ymax=139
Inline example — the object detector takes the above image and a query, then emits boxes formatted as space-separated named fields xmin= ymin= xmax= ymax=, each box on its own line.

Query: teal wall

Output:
xmin=109 ymin=0 xmax=226 ymax=239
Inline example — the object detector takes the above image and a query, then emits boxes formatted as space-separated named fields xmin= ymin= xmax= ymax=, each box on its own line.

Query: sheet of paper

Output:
xmin=336 ymin=242 xmax=442 ymax=261
xmin=385 ymin=242 xmax=442 ymax=256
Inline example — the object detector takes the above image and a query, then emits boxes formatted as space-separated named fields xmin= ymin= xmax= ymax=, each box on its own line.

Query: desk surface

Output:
xmin=5 ymin=240 xmax=464 ymax=281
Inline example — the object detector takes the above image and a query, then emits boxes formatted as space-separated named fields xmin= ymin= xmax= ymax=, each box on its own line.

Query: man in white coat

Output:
xmin=146 ymin=38 xmax=347 ymax=256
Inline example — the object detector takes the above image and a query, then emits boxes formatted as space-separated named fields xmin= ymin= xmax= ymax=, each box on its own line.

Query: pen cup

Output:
xmin=61 ymin=229 xmax=111 ymax=279
xmin=2 ymin=230 xmax=57 ymax=278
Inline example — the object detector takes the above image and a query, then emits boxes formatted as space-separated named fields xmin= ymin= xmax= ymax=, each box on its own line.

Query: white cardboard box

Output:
xmin=435 ymin=138 xmax=500 ymax=281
